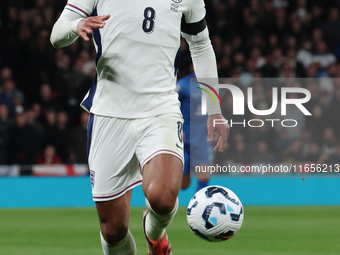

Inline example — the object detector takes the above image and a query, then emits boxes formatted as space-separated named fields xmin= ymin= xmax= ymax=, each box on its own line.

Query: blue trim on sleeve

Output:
xmin=66 ymin=4 xmax=90 ymax=17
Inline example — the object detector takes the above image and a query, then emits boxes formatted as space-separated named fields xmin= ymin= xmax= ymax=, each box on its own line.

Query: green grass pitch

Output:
xmin=0 ymin=207 xmax=339 ymax=255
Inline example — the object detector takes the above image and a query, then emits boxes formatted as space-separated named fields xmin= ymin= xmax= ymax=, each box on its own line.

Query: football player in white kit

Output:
xmin=50 ymin=0 xmax=229 ymax=254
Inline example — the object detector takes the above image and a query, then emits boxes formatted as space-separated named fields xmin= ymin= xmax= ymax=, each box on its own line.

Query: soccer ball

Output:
xmin=187 ymin=185 xmax=244 ymax=242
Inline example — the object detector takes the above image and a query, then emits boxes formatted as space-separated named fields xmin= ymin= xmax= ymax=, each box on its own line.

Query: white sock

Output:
xmin=100 ymin=230 xmax=136 ymax=255
xmin=145 ymin=197 xmax=179 ymax=240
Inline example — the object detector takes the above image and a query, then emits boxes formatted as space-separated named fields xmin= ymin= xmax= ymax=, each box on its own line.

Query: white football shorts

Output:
xmin=87 ymin=113 xmax=184 ymax=202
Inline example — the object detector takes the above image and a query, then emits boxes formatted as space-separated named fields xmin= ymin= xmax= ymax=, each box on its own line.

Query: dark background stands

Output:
xmin=1 ymin=0 xmax=340 ymax=165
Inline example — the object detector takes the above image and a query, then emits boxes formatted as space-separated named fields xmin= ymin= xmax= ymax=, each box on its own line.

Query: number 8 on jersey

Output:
xmin=142 ymin=7 xmax=156 ymax=33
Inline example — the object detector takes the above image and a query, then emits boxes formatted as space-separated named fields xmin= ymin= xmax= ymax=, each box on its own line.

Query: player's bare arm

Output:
xmin=207 ymin=114 xmax=230 ymax=152
xmin=77 ymin=14 xmax=110 ymax=41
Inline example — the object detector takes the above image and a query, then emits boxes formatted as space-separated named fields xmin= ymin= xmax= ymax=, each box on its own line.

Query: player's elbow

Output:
xmin=50 ymin=35 xmax=61 ymax=49
xmin=51 ymin=42 xmax=62 ymax=49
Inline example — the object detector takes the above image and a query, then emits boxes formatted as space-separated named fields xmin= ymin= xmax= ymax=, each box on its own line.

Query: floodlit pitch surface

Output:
xmin=0 ymin=207 xmax=339 ymax=255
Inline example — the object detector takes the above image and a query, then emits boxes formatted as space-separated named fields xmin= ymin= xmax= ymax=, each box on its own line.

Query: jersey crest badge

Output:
xmin=172 ymin=0 xmax=182 ymax=3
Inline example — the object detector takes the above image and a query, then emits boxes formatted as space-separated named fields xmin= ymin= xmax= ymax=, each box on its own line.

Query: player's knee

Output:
xmin=147 ymin=191 xmax=177 ymax=215
xmin=101 ymin=221 xmax=128 ymax=246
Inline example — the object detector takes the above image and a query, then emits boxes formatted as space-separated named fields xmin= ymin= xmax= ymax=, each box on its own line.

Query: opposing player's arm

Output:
xmin=50 ymin=1 xmax=109 ymax=48
xmin=181 ymin=0 xmax=229 ymax=152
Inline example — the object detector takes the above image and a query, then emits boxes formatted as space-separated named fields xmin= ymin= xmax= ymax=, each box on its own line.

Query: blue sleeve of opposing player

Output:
xmin=176 ymin=84 xmax=184 ymax=102
xmin=177 ymin=79 xmax=188 ymax=103
xmin=177 ymin=75 xmax=191 ymax=103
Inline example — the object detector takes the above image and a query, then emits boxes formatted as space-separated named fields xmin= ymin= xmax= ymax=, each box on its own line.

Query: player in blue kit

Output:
xmin=177 ymin=73 xmax=212 ymax=191
xmin=50 ymin=0 xmax=230 ymax=254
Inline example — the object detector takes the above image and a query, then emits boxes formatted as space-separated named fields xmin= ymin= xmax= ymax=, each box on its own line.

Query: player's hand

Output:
xmin=207 ymin=114 xmax=230 ymax=152
xmin=77 ymin=14 xmax=110 ymax=41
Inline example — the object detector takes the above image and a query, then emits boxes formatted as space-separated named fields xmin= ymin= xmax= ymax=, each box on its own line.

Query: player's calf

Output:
xmin=95 ymin=190 xmax=135 ymax=255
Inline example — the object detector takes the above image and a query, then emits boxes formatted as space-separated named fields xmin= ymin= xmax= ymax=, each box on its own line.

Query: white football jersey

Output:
xmin=64 ymin=0 xmax=206 ymax=118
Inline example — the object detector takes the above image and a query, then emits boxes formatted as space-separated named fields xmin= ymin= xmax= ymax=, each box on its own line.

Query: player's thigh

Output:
xmin=96 ymin=190 xmax=132 ymax=243
xmin=136 ymin=113 xmax=184 ymax=213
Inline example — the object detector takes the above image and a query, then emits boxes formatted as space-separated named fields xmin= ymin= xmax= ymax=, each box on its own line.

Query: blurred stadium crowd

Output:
xmin=0 ymin=0 xmax=340 ymax=167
